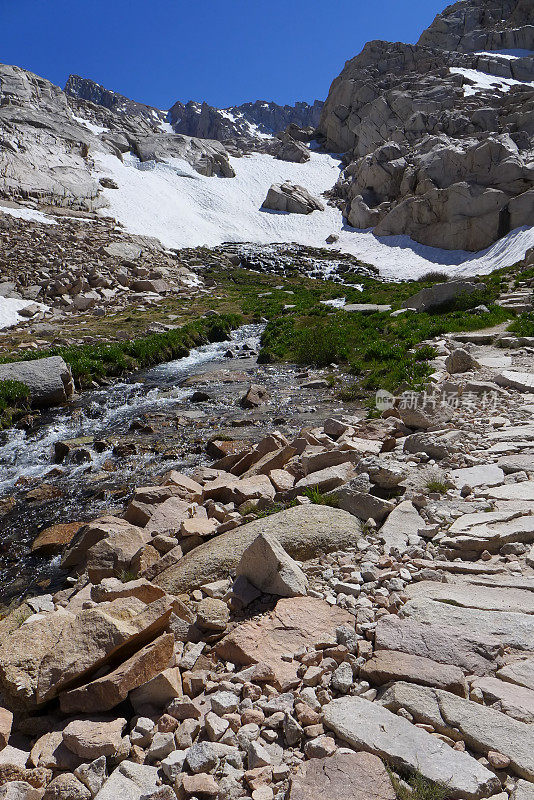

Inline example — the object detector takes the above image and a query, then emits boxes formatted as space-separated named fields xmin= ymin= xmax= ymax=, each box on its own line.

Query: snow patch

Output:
xmin=158 ymin=120 xmax=175 ymax=134
xmin=93 ymin=150 xmax=534 ymax=280
xmin=71 ymin=114 xmax=109 ymax=135
xmin=475 ymin=49 xmax=534 ymax=60
xmin=450 ymin=66 xmax=534 ymax=95
xmin=0 ymin=205 xmax=57 ymax=225
xmin=0 ymin=297 xmax=49 ymax=331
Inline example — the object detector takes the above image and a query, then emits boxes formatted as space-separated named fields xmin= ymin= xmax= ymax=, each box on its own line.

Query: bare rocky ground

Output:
xmin=0 ymin=326 xmax=533 ymax=800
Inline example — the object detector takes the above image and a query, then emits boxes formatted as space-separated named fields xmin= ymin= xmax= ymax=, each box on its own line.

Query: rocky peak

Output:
xmin=169 ymin=98 xmax=323 ymax=136
xmin=65 ymin=74 xmax=167 ymax=124
xmin=66 ymin=73 xmax=323 ymax=145
xmin=418 ymin=0 xmax=534 ymax=53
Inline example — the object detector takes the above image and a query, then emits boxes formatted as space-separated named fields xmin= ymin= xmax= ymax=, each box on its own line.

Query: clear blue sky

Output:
xmin=2 ymin=0 xmax=446 ymax=109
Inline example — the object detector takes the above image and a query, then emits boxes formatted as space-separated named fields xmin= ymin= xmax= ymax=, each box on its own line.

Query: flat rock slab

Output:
xmin=514 ymin=779 xmax=534 ymax=800
xmin=343 ymin=303 xmax=391 ymax=312
xmin=374 ymin=615 xmax=503 ymax=676
xmin=323 ymin=697 xmax=500 ymax=800
xmin=412 ymin=558 xmax=504 ymax=575
xmin=154 ymin=505 xmax=361 ymax=594
xmin=498 ymin=658 xmax=534 ymax=691
xmin=499 ymin=455 xmax=534 ymax=474
xmin=289 ymin=751 xmax=395 ymax=800
xmin=360 ymin=650 xmax=467 ymax=696
xmin=441 ymin=512 xmax=534 ymax=555
xmin=406 ymin=580 xmax=534 ymax=614
xmin=482 ymin=481 xmax=534 ymax=501
xmin=471 ymin=676 xmax=534 ymax=723
xmin=215 ymin=597 xmax=352 ymax=690
xmin=381 ymin=681 xmax=534 ymax=781
xmin=402 ymin=597 xmax=534 ymax=652
xmin=450 ymin=464 xmax=505 ymax=489
xmin=477 ymin=355 xmax=513 ymax=368
xmin=496 ymin=372 xmax=534 ymax=392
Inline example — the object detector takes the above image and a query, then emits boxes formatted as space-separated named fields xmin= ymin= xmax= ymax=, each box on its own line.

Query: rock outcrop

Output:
xmin=0 ymin=63 xmax=235 ymax=210
xmin=65 ymin=74 xmax=323 ymax=146
xmin=317 ymin=0 xmax=534 ymax=250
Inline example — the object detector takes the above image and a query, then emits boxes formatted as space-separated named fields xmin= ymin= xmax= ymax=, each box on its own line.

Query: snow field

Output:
xmin=94 ymin=149 xmax=534 ymax=280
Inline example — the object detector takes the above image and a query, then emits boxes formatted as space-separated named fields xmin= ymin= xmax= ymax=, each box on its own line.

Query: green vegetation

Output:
xmin=425 ymin=478 xmax=449 ymax=494
xmin=258 ymin=303 xmax=511 ymax=393
xmin=0 ymin=379 xmax=31 ymax=429
xmin=508 ymin=312 xmax=534 ymax=337
xmin=0 ymin=314 xmax=242 ymax=389
xmin=390 ymin=770 xmax=450 ymax=800
xmin=303 ymin=486 xmax=340 ymax=507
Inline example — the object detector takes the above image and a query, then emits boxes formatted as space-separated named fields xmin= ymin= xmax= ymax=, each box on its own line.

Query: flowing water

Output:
xmin=0 ymin=324 xmax=262 ymax=601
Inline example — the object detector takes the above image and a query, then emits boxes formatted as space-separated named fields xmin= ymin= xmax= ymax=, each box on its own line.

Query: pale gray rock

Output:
xmin=378 ymin=501 xmax=423 ymax=554
xmin=404 ymin=430 xmax=463 ymax=459
xmin=402 ymin=596 xmax=534 ymax=651
xmin=323 ymin=696 xmax=500 ymax=799
xmin=94 ymin=762 xmax=159 ymax=800
xmin=497 ymin=658 xmax=534 ymax=692
xmin=513 ymin=779 xmax=534 ymax=800
xmin=381 ymin=681 xmax=534 ymax=781
xmin=402 ymin=281 xmax=487 ymax=313
xmin=236 ymin=532 xmax=308 ymax=597
xmin=471 ymin=676 xmax=534 ymax=723
xmin=0 ymin=356 xmax=74 ymax=406
xmin=449 ymin=464 xmax=505 ymax=489
xmin=374 ymin=615 xmax=504 ymax=675
xmin=0 ymin=783 xmax=43 ymax=800
xmin=262 ymin=182 xmax=325 ymax=214
xmin=496 ymin=372 xmax=534 ymax=392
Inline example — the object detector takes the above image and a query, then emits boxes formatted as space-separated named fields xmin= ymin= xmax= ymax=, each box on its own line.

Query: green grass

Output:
xmin=0 ymin=314 xmax=242 ymax=390
xmin=303 ymin=486 xmax=340 ymax=507
xmin=389 ymin=770 xmax=450 ymax=800
xmin=425 ymin=478 xmax=449 ymax=494
xmin=258 ymin=302 xmax=511 ymax=393
xmin=0 ymin=379 xmax=31 ymax=429
xmin=508 ymin=312 xmax=534 ymax=337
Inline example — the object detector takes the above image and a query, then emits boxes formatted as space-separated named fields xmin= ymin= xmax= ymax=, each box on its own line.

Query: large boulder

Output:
xmin=401 ymin=280 xmax=486 ymax=312
xmin=236 ymin=533 xmax=309 ymax=597
xmin=0 ymin=357 xmax=74 ymax=406
xmin=262 ymin=182 xmax=325 ymax=214
xmin=275 ymin=134 xmax=311 ymax=164
xmin=153 ymin=505 xmax=361 ymax=594
xmin=0 ymin=596 xmax=173 ymax=708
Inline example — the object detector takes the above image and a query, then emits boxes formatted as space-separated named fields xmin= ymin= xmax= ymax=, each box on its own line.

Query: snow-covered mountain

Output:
xmin=0 ymin=0 xmax=533 ymax=278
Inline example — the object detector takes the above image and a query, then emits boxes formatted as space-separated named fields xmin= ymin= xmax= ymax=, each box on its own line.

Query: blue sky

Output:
xmin=2 ymin=0 xmax=446 ymax=109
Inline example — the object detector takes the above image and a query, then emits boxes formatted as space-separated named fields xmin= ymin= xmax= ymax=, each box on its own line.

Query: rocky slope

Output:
xmin=0 ymin=64 xmax=236 ymax=213
xmin=318 ymin=0 xmax=534 ymax=251
xmin=0 ymin=323 xmax=534 ymax=799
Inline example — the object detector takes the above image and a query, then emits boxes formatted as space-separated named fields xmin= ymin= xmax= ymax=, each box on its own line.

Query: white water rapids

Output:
xmin=0 ymin=324 xmax=262 ymax=495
